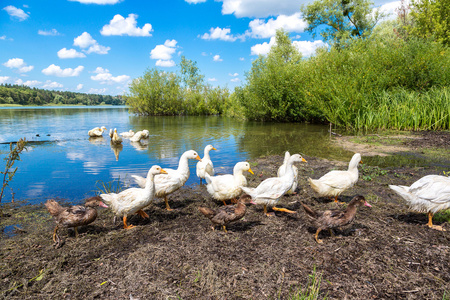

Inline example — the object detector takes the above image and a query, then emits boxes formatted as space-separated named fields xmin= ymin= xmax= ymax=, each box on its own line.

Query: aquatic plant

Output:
xmin=0 ymin=138 xmax=27 ymax=205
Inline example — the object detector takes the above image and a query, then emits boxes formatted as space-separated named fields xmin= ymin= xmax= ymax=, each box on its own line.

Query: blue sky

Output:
xmin=1 ymin=0 xmax=401 ymax=96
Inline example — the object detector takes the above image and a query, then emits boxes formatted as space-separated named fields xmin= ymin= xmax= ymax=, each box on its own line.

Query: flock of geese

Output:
xmin=45 ymin=127 xmax=450 ymax=247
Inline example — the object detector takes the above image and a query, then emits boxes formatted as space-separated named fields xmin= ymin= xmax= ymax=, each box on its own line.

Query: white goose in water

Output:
xmin=277 ymin=151 xmax=299 ymax=194
xmin=130 ymin=129 xmax=150 ymax=142
xmin=120 ymin=129 xmax=135 ymax=138
xmin=88 ymin=126 xmax=107 ymax=137
xmin=100 ymin=165 xmax=167 ymax=229
xmin=241 ymin=154 xmax=307 ymax=216
xmin=196 ymin=145 xmax=217 ymax=184
xmin=205 ymin=162 xmax=254 ymax=206
xmin=132 ymin=150 xmax=201 ymax=210
xmin=308 ymin=153 xmax=362 ymax=203
xmin=389 ymin=175 xmax=450 ymax=231
xmin=111 ymin=128 xmax=122 ymax=145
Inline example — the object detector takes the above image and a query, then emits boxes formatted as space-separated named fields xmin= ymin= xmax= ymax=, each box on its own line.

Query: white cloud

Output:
xmin=292 ymin=40 xmax=327 ymax=57
xmin=239 ymin=57 xmax=245 ymax=61
xmin=88 ymin=88 xmax=108 ymax=94
xmin=230 ymin=78 xmax=240 ymax=82
xmin=207 ymin=78 xmax=217 ymax=82
xmin=155 ymin=59 xmax=176 ymax=67
xmin=73 ymin=32 xmax=110 ymax=54
xmin=218 ymin=0 xmax=304 ymax=18
xmin=3 ymin=58 xmax=34 ymax=73
xmin=76 ymin=84 xmax=83 ymax=90
xmin=38 ymin=29 xmax=60 ymax=36
xmin=68 ymin=0 xmax=122 ymax=4
xmin=101 ymin=14 xmax=153 ymax=36
xmin=3 ymin=5 xmax=29 ymax=21
xmin=15 ymin=79 xmax=41 ymax=86
xmin=251 ymin=36 xmax=276 ymax=55
xmin=376 ymin=0 xmax=409 ymax=21
xmin=150 ymin=40 xmax=178 ymax=67
xmin=42 ymin=64 xmax=84 ymax=77
xmin=201 ymin=27 xmax=237 ymax=42
xmin=185 ymin=0 xmax=207 ymax=3
xmin=58 ymin=48 xmax=86 ymax=59
xmin=0 ymin=76 xmax=9 ymax=84
xmin=229 ymin=72 xmax=239 ymax=77
xmin=213 ymin=55 xmax=223 ymax=62
xmin=43 ymin=80 xmax=63 ymax=89
xmin=246 ymin=13 xmax=307 ymax=38
xmin=90 ymin=67 xmax=130 ymax=84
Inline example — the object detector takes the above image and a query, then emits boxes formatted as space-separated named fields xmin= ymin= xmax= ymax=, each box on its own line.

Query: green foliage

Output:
xmin=408 ymin=0 xmax=450 ymax=46
xmin=237 ymin=29 xmax=322 ymax=122
xmin=0 ymin=84 xmax=124 ymax=106
xmin=301 ymin=0 xmax=384 ymax=48
xmin=1 ymin=138 xmax=27 ymax=205
xmin=288 ymin=267 xmax=327 ymax=300
xmin=95 ymin=176 xmax=127 ymax=194
xmin=360 ymin=165 xmax=388 ymax=181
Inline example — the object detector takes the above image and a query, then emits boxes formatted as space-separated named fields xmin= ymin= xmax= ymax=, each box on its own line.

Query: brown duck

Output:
xmin=198 ymin=194 xmax=255 ymax=232
xmin=45 ymin=196 xmax=107 ymax=245
xmin=301 ymin=195 xmax=371 ymax=243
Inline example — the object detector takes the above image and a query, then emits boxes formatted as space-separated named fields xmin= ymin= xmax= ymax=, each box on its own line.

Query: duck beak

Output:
xmin=98 ymin=201 xmax=108 ymax=208
xmin=364 ymin=201 xmax=372 ymax=207
xmin=160 ymin=168 xmax=168 ymax=174
xmin=195 ymin=155 xmax=202 ymax=161
xmin=212 ymin=147 xmax=217 ymax=150
xmin=302 ymin=157 xmax=307 ymax=162
xmin=248 ymin=168 xmax=254 ymax=175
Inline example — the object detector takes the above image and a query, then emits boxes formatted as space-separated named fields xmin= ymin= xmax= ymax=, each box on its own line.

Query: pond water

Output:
xmin=0 ymin=106 xmax=445 ymax=205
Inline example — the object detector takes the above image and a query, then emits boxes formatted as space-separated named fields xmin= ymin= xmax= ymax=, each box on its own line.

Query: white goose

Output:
xmin=130 ymin=129 xmax=150 ymax=142
xmin=100 ymin=165 xmax=167 ymax=229
xmin=241 ymin=154 xmax=307 ymax=216
xmin=88 ymin=126 xmax=107 ymax=137
xmin=308 ymin=153 xmax=362 ymax=203
xmin=277 ymin=151 xmax=299 ymax=194
xmin=111 ymin=128 xmax=123 ymax=145
xmin=205 ymin=162 xmax=254 ymax=206
xmin=196 ymin=145 xmax=217 ymax=184
xmin=132 ymin=150 xmax=201 ymax=210
xmin=120 ymin=129 xmax=135 ymax=138
xmin=389 ymin=175 xmax=450 ymax=231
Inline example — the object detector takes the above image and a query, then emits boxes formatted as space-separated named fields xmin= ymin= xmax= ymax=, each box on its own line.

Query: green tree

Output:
xmin=408 ymin=0 xmax=450 ymax=45
xmin=179 ymin=56 xmax=205 ymax=91
xmin=301 ymin=0 xmax=385 ymax=48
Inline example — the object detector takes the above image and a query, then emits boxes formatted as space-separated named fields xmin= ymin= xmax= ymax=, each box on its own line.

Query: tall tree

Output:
xmin=301 ymin=0 xmax=384 ymax=48
xmin=179 ymin=56 xmax=205 ymax=91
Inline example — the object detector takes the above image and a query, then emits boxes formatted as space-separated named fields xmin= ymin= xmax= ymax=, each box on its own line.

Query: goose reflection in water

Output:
xmin=110 ymin=141 xmax=123 ymax=161
xmin=88 ymin=136 xmax=106 ymax=145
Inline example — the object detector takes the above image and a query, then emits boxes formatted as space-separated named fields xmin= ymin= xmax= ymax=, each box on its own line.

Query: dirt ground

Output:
xmin=1 ymin=131 xmax=449 ymax=299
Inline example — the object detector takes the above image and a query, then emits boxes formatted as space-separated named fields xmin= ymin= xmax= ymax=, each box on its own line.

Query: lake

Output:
xmin=0 ymin=106 xmax=443 ymax=205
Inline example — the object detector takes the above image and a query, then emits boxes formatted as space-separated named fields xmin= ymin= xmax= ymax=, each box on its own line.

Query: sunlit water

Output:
xmin=0 ymin=106 xmax=447 ymax=205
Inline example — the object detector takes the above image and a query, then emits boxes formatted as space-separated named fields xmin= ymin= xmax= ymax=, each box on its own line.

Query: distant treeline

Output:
xmin=0 ymin=84 xmax=125 ymax=106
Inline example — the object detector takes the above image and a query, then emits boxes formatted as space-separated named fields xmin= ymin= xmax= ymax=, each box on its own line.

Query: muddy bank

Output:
xmin=1 ymin=138 xmax=450 ymax=299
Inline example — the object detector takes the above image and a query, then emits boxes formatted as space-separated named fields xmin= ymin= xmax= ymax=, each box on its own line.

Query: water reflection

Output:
xmin=110 ymin=142 xmax=123 ymax=161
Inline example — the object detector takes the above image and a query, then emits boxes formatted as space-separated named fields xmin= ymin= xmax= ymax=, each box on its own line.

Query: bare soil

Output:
xmin=1 ymin=131 xmax=449 ymax=299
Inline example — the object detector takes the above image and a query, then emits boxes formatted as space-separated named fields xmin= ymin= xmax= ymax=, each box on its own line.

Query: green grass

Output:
xmin=95 ymin=176 xmax=128 ymax=194
xmin=288 ymin=267 xmax=327 ymax=300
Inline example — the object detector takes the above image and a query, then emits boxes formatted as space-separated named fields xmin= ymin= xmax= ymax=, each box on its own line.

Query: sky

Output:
xmin=1 ymin=0 xmax=403 ymax=96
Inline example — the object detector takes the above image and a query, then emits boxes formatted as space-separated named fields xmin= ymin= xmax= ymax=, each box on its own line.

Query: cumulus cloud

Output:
xmin=15 ymin=79 xmax=41 ymax=87
xmin=230 ymin=78 xmax=240 ymax=82
xmin=38 ymin=29 xmax=60 ymax=36
xmin=246 ymin=13 xmax=307 ymax=38
xmin=251 ymin=36 xmax=276 ymax=55
xmin=239 ymin=57 xmax=245 ymax=61
xmin=0 ymin=76 xmax=9 ymax=84
xmin=101 ymin=14 xmax=153 ymax=36
xmin=73 ymin=32 xmax=110 ymax=54
xmin=3 ymin=5 xmax=29 ymax=21
xmin=229 ymin=73 xmax=239 ymax=77
xmin=68 ymin=0 xmax=122 ymax=4
xmin=185 ymin=0 xmax=207 ymax=3
xmin=76 ymin=84 xmax=83 ymax=90
xmin=213 ymin=55 xmax=223 ymax=62
xmin=218 ymin=0 xmax=304 ymax=18
xmin=201 ymin=27 xmax=238 ymax=42
xmin=150 ymin=40 xmax=178 ymax=67
xmin=58 ymin=48 xmax=86 ymax=59
xmin=88 ymin=88 xmax=107 ymax=94
xmin=207 ymin=78 xmax=217 ymax=82
xmin=292 ymin=40 xmax=327 ymax=57
xmin=42 ymin=64 xmax=84 ymax=77
xmin=376 ymin=0 xmax=409 ymax=21
xmin=90 ymin=67 xmax=130 ymax=84
xmin=3 ymin=58 xmax=34 ymax=73
xmin=43 ymin=80 xmax=63 ymax=89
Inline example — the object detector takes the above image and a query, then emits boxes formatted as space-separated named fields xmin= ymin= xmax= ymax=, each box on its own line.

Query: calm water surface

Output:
xmin=0 ymin=106 xmax=445 ymax=205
